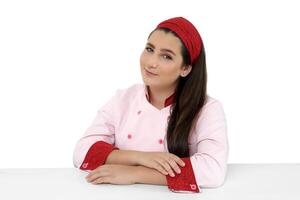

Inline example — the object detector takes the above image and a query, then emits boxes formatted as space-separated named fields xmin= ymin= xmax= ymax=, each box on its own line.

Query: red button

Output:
xmin=190 ymin=184 xmax=197 ymax=190
xmin=128 ymin=134 xmax=132 ymax=139
xmin=159 ymin=139 xmax=163 ymax=144
xmin=82 ymin=162 xmax=89 ymax=168
xmin=137 ymin=110 xmax=141 ymax=115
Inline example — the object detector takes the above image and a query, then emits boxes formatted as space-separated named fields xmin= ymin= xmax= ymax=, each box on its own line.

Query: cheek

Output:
xmin=161 ymin=64 xmax=177 ymax=75
xmin=160 ymin=64 xmax=181 ymax=80
xmin=140 ymin=51 xmax=147 ymax=66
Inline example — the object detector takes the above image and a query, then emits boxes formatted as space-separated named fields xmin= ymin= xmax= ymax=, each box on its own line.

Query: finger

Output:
xmin=92 ymin=177 xmax=109 ymax=184
xmin=167 ymin=158 xmax=181 ymax=174
xmin=171 ymin=155 xmax=186 ymax=167
xmin=86 ymin=165 xmax=110 ymax=180
xmin=86 ymin=172 xmax=94 ymax=179
xmin=158 ymin=160 xmax=175 ymax=177
xmin=154 ymin=163 xmax=169 ymax=175
xmin=86 ymin=171 xmax=108 ymax=183
xmin=86 ymin=173 xmax=99 ymax=182
xmin=86 ymin=167 xmax=101 ymax=179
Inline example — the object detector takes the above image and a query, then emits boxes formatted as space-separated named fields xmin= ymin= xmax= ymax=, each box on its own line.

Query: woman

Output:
xmin=73 ymin=16 xmax=229 ymax=193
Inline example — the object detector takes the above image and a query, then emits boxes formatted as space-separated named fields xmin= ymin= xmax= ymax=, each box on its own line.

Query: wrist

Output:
xmin=131 ymin=151 xmax=142 ymax=165
xmin=132 ymin=165 xmax=168 ymax=185
xmin=106 ymin=149 xmax=143 ymax=166
xmin=132 ymin=165 xmax=142 ymax=184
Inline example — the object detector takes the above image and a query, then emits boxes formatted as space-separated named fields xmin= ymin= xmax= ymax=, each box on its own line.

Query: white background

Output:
xmin=0 ymin=0 xmax=299 ymax=167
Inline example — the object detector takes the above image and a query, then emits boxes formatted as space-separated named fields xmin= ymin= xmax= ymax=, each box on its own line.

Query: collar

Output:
xmin=144 ymin=85 xmax=175 ymax=107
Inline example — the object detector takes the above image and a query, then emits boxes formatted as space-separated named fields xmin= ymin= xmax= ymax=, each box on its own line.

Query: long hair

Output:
xmin=149 ymin=28 xmax=208 ymax=157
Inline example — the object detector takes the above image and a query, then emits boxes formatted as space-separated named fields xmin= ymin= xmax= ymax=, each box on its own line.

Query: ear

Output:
xmin=180 ymin=65 xmax=192 ymax=77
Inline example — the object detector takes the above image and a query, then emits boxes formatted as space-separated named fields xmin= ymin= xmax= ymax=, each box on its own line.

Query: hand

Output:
xmin=85 ymin=164 xmax=138 ymax=185
xmin=137 ymin=152 xmax=186 ymax=177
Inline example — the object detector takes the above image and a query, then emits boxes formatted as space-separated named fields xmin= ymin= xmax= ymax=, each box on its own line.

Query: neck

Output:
xmin=148 ymin=85 xmax=176 ymax=107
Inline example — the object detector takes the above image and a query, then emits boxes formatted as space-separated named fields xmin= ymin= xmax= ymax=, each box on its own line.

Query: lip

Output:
xmin=145 ymin=69 xmax=158 ymax=76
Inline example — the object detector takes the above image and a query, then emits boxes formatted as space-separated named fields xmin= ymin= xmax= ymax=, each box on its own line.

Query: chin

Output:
xmin=141 ymin=77 xmax=151 ymax=85
xmin=141 ymin=76 xmax=150 ymax=85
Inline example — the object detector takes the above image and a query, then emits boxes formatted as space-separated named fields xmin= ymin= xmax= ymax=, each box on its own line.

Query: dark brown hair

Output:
xmin=149 ymin=28 xmax=208 ymax=157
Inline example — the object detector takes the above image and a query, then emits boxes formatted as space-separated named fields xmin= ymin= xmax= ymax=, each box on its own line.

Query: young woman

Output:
xmin=73 ymin=17 xmax=229 ymax=193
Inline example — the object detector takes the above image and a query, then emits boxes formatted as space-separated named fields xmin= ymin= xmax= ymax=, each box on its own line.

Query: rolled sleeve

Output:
xmin=166 ymin=157 xmax=201 ymax=193
xmin=73 ymin=90 xmax=120 ymax=169
xmin=79 ymin=141 xmax=119 ymax=170
xmin=191 ymin=99 xmax=229 ymax=188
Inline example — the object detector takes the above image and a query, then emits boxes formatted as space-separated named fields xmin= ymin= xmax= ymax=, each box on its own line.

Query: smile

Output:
xmin=145 ymin=69 xmax=158 ymax=76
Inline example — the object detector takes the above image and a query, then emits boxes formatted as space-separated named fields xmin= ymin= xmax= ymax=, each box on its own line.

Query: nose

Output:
xmin=147 ymin=55 xmax=159 ymax=69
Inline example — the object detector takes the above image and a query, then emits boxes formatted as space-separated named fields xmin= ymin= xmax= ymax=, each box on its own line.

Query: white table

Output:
xmin=1 ymin=164 xmax=299 ymax=200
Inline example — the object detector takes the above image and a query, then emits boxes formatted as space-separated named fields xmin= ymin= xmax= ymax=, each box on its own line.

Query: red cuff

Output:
xmin=80 ymin=141 xmax=119 ymax=170
xmin=166 ymin=157 xmax=200 ymax=193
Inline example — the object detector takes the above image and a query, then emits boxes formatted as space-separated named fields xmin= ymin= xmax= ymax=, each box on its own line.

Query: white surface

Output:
xmin=0 ymin=164 xmax=299 ymax=200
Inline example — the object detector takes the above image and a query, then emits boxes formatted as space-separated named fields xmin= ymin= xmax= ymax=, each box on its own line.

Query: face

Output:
xmin=140 ymin=30 xmax=191 ymax=90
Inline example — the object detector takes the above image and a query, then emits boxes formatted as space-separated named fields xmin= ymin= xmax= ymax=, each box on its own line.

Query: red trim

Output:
xmin=80 ymin=141 xmax=119 ymax=170
xmin=145 ymin=85 xmax=176 ymax=107
xmin=164 ymin=93 xmax=175 ymax=107
xmin=166 ymin=157 xmax=200 ymax=193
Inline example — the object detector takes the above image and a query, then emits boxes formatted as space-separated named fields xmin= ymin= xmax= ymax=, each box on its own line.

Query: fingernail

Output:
xmin=177 ymin=169 xmax=181 ymax=174
xmin=171 ymin=173 xmax=175 ymax=177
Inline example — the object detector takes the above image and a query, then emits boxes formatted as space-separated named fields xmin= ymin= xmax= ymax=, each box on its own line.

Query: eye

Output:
xmin=162 ymin=54 xmax=172 ymax=60
xmin=145 ymin=47 xmax=153 ymax=53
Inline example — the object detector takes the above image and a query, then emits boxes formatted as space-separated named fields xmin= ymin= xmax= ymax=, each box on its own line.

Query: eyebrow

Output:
xmin=146 ymin=42 xmax=176 ymax=56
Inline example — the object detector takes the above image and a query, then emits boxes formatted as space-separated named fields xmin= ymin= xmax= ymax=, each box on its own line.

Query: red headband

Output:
xmin=157 ymin=17 xmax=202 ymax=65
